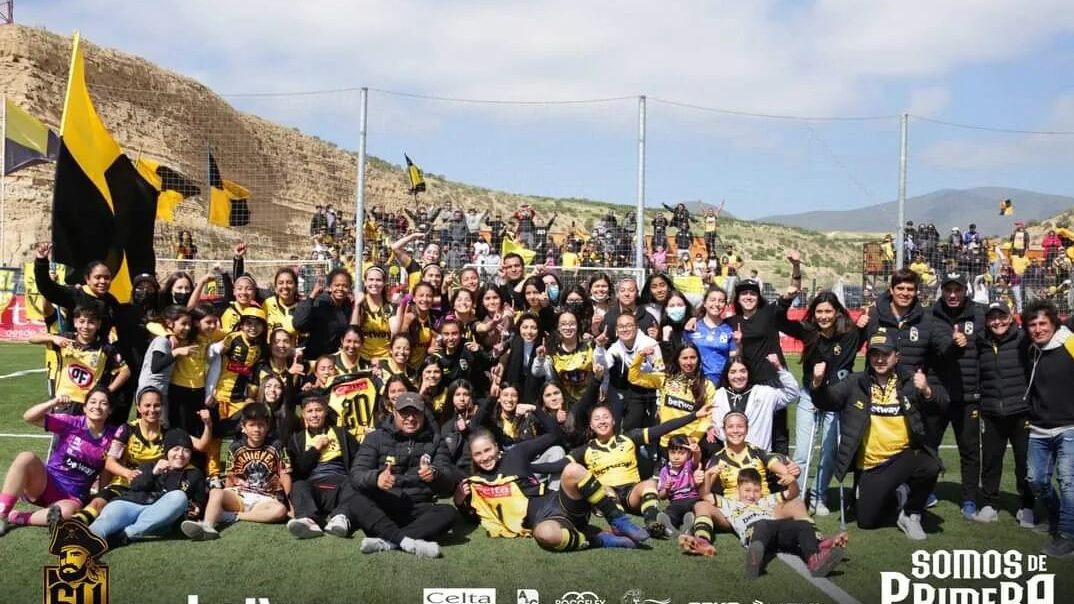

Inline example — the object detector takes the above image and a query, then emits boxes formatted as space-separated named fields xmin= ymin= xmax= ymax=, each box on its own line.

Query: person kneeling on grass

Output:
xmin=86 ymin=429 xmax=207 ymax=548
xmin=0 ymin=388 xmax=119 ymax=535
xmin=284 ymin=394 xmax=359 ymax=539
xmin=181 ymin=404 xmax=290 ymax=540
xmin=339 ymin=393 xmax=458 ymax=558
xmin=683 ymin=468 xmax=847 ymax=578
xmin=456 ymin=409 xmax=649 ymax=550
xmin=811 ymin=328 xmax=946 ymax=541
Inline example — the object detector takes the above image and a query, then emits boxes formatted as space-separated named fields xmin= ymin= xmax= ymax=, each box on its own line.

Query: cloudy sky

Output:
xmin=19 ymin=0 xmax=1074 ymax=218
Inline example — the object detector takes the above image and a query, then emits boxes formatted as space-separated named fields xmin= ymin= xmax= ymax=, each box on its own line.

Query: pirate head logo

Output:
xmin=43 ymin=519 xmax=109 ymax=604
xmin=909 ymin=326 xmax=919 ymax=342
xmin=963 ymin=321 xmax=974 ymax=336
xmin=833 ymin=343 xmax=843 ymax=357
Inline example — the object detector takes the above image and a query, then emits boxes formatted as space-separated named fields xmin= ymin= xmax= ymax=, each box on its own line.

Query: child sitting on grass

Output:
xmin=181 ymin=404 xmax=289 ymax=540
xmin=680 ymin=468 xmax=847 ymax=578
xmin=654 ymin=435 xmax=701 ymax=535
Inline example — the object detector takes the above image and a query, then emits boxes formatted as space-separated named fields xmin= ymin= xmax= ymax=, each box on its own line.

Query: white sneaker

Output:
xmin=0 ymin=516 xmax=7 ymax=537
xmin=324 ymin=514 xmax=350 ymax=537
xmin=812 ymin=500 xmax=831 ymax=517
xmin=360 ymin=537 xmax=399 ymax=554
xmin=1016 ymin=508 xmax=1036 ymax=529
xmin=897 ymin=511 xmax=927 ymax=541
xmin=400 ymin=536 xmax=441 ymax=558
xmin=973 ymin=506 xmax=999 ymax=523
xmin=181 ymin=520 xmax=219 ymax=541
xmin=287 ymin=518 xmax=323 ymax=539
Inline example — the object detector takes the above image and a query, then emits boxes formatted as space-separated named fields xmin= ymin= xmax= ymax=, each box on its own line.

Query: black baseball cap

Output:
xmin=941 ymin=272 xmax=968 ymax=289
xmin=867 ymin=329 xmax=897 ymax=353
xmin=735 ymin=279 xmax=761 ymax=295
xmin=394 ymin=392 xmax=425 ymax=413
xmin=986 ymin=301 xmax=1011 ymax=317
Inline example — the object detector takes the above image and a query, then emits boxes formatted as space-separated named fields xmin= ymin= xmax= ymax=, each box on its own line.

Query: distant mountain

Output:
xmin=759 ymin=187 xmax=1074 ymax=235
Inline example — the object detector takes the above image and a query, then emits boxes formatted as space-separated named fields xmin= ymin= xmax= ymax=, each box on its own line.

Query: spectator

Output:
xmin=1011 ymin=222 xmax=1030 ymax=258
xmin=310 ymin=206 xmax=327 ymax=236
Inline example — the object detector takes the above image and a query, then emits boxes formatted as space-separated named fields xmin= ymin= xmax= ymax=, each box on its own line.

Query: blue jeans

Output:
xmin=1027 ymin=429 xmax=1074 ymax=539
xmin=793 ymin=390 xmax=839 ymax=503
xmin=89 ymin=490 xmax=189 ymax=540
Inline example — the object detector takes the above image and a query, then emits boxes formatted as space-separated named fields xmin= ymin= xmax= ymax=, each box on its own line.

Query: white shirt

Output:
xmin=712 ymin=367 xmax=800 ymax=450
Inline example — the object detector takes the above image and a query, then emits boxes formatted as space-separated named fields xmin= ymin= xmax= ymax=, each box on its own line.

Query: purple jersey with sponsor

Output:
xmin=44 ymin=414 xmax=117 ymax=501
xmin=657 ymin=458 xmax=698 ymax=501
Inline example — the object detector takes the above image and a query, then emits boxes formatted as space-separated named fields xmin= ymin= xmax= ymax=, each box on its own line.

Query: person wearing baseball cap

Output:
xmin=929 ymin=270 xmax=987 ymax=520
xmin=974 ymin=301 xmax=1034 ymax=526
xmin=811 ymin=327 xmax=946 ymax=541
xmin=339 ymin=392 xmax=456 ymax=558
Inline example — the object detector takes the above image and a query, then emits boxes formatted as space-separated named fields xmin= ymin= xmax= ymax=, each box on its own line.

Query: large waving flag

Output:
xmin=405 ymin=153 xmax=426 ymax=194
xmin=999 ymin=198 xmax=1014 ymax=216
xmin=51 ymin=33 xmax=158 ymax=303
xmin=135 ymin=158 xmax=200 ymax=222
xmin=207 ymin=149 xmax=250 ymax=227
xmin=3 ymin=98 xmax=60 ymax=175
xmin=501 ymin=232 xmax=536 ymax=265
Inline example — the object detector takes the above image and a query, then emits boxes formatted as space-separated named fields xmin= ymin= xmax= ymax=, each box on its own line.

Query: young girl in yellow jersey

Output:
xmin=220 ymin=275 xmax=262 ymax=333
xmin=535 ymin=310 xmax=595 ymax=406
xmin=164 ymin=305 xmax=224 ymax=438
xmin=355 ymin=266 xmax=394 ymax=364
xmin=205 ymin=306 xmax=267 ymax=479
xmin=394 ymin=282 xmax=436 ymax=371
xmin=627 ymin=343 xmax=716 ymax=451
xmin=458 ymin=422 xmax=650 ymax=550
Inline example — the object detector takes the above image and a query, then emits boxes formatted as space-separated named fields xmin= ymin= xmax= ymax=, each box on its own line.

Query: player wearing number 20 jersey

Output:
xmin=328 ymin=372 xmax=380 ymax=442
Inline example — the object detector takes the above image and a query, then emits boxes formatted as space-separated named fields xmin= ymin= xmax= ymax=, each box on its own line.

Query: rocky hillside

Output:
xmin=0 ymin=25 xmax=864 ymax=286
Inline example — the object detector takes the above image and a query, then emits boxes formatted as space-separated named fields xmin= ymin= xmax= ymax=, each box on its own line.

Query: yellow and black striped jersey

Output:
xmin=550 ymin=342 xmax=594 ymax=404
xmin=467 ymin=474 xmax=539 ymax=538
xmin=214 ymin=332 xmax=264 ymax=416
xmin=331 ymin=351 xmax=364 ymax=377
xmin=358 ymin=299 xmax=394 ymax=362
xmin=568 ymin=432 xmax=651 ymax=488
xmin=51 ymin=335 xmax=126 ymax=403
xmin=263 ymin=296 xmax=298 ymax=336
xmin=328 ymin=372 xmax=379 ymax=442
xmin=707 ymin=444 xmax=780 ymax=499
xmin=108 ymin=421 xmax=164 ymax=487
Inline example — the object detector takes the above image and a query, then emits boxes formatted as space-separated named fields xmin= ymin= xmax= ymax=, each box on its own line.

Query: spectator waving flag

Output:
xmin=3 ymin=98 xmax=60 ymax=175
xmin=501 ymin=232 xmax=536 ymax=265
xmin=134 ymin=158 xmax=200 ymax=222
xmin=208 ymin=148 xmax=251 ymax=227
xmin=50 ymin=33 xmax=159 ymax=303
xmin=405 ymin=153 xmax=426 ymax=195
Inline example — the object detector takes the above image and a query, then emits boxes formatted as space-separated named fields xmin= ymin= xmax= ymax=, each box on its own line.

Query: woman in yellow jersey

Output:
xmin=535 ymin=310 xmax=595 ymax=406
xmin=567 ymin=398 xmax=713 ymax=538
xmin=254 ymin=328 xmax=305 ymax=403
xmin=331 ymin=326 xmax=364 ymax=375
xmin=394 ymin=282 xmax=436 ymax=370
xmin=457 ymin=422 xmax=651 ymax=550
xmin=164 ymin=305 xmax=224 ymax=438
xmin=382 ymin=334 xmax=416 ymax=384
xmin=263 ymin=267 xmax=300 ymax=337
xmin=628 ymin=343 xmax=715 ymax=451
xmin=355 ymin=266 xmax=394 ymax=364
xmin=685 ymin=412 xmax=806 ymax=553
xmin=220 ymin=275 xmax=261 ymax=334
xmin=445 ymin=288 xmax=479 ymax=345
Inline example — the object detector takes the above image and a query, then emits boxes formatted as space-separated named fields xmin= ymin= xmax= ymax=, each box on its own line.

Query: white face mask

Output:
xmin=667 ymin=306 xmax=687 ymax=322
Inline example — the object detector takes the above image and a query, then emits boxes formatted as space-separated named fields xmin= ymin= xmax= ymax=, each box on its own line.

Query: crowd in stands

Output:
xmin=880 ymin=219 xmax=1074 ymax=314
xmin=3 ymin=203 xmax=1073 ymax=578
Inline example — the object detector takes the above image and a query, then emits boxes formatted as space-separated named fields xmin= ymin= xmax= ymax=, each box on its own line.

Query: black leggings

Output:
xmin=980 ymin=413 xmax=1033 ymax=510
xmin=856 ymin=449 xmax=940 ymax=529
xmin=343 ymin=486 xmax=457 ymax=545
xmin=168 ymin=385 xmax=207 ymax=436
xmin=290 ymin=474 xmax=352 ymax=521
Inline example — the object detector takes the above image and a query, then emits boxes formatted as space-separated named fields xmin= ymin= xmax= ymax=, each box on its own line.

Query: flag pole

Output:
xmin=634 ymin=95 xmax=646 ymax=272
xmin=1 ymin=95 xmax=7 ymax=266
xmin=353 ymin=87 xmax=368 ymax=294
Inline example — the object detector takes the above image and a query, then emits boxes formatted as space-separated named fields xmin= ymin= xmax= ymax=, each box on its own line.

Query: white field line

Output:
xmin=778 ymin=553 xmax=862 ymax=604
xmin=0 ymin=368 xmax=46 ymax=380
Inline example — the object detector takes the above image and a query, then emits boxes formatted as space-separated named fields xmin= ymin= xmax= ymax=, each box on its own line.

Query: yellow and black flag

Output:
xmin=135 ymin=158 xmax=200 ymax=222
xmin=51 ymin=33 xmax=158 ymax=303
xmin=3 ymin=98 xmax=60 ymax=175
xmin=207 ymin=149 xmax=250 ymax=227
xmin=405 ymin=153 xmax=426 ymax=195
xmin=999 ymin=198 xmax=1014 ymax=216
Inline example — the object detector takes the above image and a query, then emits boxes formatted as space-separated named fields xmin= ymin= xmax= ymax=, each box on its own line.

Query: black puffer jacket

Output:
xmin=813 ymin=367 xmax=948 ymax=481
xmin=867 ymin=291 xmax=948 ymax=374
xmin=976 ymin=326 xmax=1029 ymax=417
xmin=350 ymin=417 xmax=456 ymax=502
xmin=930 ymin=300 xmax=986 ymax=404
xmin=292 ymin=293 xmax=355 ymax=360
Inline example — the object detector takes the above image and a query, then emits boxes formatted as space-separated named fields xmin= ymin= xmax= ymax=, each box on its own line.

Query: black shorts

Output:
xmin=95 ymin=484 xmax=128 ymax=503
xmin=525 ymin=491 xmax=590 ymax=530
xmin=611 ymin=484 xmax=636 ymax=508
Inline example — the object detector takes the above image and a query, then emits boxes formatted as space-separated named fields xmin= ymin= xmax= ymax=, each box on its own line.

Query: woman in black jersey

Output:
xmin=777 ymin=286 xmax=869 ymax=516
xmin=457 ymin=409 xmax=651 ymax=550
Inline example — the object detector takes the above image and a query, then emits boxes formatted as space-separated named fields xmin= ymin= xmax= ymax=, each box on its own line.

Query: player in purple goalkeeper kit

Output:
xmin=0 ymin=387 xmax=119 ymax=534
xmin=654 ymin=435 xmax=702 ymax=534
